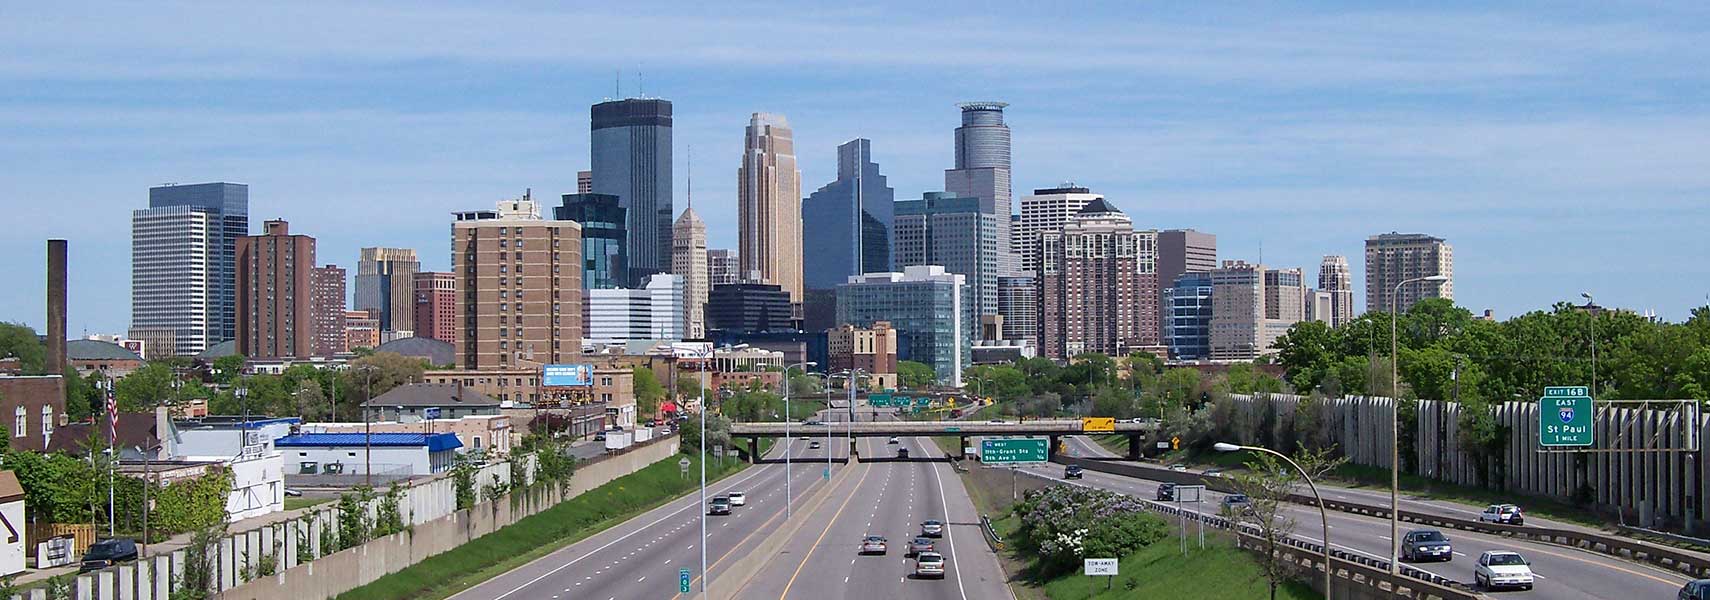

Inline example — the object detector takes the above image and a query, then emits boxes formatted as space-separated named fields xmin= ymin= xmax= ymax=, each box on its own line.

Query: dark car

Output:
xmin=1401 ymin=529 xmax=1453 ymax=562
xmin=897 ymin=447 xmax=909 ymax=458
xmin=1064 ymin=465 xmax=1083 ymax=479
xmin=1679 ymin=578 xmax=1710 ymax=600
xmin=1156 ymin=482 xmax=1176 ymax=501
xmin=708 ymin=496 xmax=731 ymax=516
xmin=80 ymin=538 xmax=139 ymax=572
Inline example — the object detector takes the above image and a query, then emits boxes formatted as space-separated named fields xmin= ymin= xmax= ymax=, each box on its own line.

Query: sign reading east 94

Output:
xmin=1539 ymin=386 xmax=1594 ymax=447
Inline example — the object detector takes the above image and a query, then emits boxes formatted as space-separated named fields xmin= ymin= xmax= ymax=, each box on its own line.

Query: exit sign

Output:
xmin=1539 ymin=386 xmax=1594 ymax=447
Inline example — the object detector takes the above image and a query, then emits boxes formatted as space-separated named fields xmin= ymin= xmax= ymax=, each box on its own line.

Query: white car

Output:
xmin=728 ymin=492 xmax=746 ymax=507
xmin=1474 ymin=551 xmax=1535 ymax=591
xmin=913 ymin=552 xmax=946 ymax=579
xmin=1477 ymin=504 xmax=1525 ymax=526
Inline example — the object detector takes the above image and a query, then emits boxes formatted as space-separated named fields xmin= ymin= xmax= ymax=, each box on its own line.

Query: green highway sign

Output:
xmin=1539 ymin=386 xmax=1594 ymax=447
xmin=869 ymin=393 xmax=891 ymax=407
xmin=945 ymin=426 xmax=961 ymax=432
xmin=981 ymin=438 xmax=1049 ymax=464
xmin=915 ymin=397 xmax=931 ymax=407
xmin=679 ymin=568 xmax=691 ymax=593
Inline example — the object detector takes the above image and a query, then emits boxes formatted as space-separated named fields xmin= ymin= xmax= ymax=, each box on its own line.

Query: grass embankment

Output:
xmin=284 ymin=497 xmax=333 ymax=511
xmin=1037 ymin=530 xmax=1318 ymax=600
xmin=338 ymin=452 xmax=748 ymax=600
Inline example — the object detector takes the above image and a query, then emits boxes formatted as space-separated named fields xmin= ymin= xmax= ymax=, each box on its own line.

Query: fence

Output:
xmin=23 ymin=523 xmax=93 ymax=561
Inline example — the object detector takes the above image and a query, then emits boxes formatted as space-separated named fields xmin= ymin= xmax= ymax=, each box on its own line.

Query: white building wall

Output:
xmin=277 ymin=445 xmax=430 ymax=476
xmin=0 ymin=499 xmax=22 ymax=576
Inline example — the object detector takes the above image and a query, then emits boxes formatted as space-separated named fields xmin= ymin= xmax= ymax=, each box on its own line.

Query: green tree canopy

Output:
xmin=0 ymin=322 xmax=45 ymax=375
xmin=633 ymin=366 xmax=666 ymax=417
xmin=897 ymin=361 xmax=935 ymax=389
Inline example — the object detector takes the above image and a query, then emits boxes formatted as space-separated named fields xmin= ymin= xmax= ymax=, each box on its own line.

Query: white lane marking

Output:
xmin=929 ymin=452 xmax=971 ymax=600
xmin=637 ymin=576 xmax=646 ymax=582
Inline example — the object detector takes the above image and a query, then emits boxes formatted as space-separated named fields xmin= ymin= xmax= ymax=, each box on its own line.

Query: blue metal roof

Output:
xmin=274 ymin=433 xmax=464 ymax=453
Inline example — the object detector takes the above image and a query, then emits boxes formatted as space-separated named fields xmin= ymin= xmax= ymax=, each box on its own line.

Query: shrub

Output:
xmin=1011 ymin=485 xmax=1167 ymax=576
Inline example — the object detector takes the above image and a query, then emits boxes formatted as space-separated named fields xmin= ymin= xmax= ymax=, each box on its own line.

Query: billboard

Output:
xmin=542 ymin=364 xmax=594 ymax=387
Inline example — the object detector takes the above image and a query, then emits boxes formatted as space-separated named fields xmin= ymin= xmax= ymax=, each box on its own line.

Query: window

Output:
xmin=474 ymin=436 xmax=483 ymax=449
xmin=12 ymin=406 xmax=23 ymax=438
xmin=41 ymin=405 xmax=53 ymax=437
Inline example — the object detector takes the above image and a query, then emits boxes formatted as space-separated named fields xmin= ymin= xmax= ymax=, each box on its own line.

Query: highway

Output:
xmin=453 ymin=406 xmax=1010 ymax=600
xmin=1060 ymin=435 xmax=1693 ymax=599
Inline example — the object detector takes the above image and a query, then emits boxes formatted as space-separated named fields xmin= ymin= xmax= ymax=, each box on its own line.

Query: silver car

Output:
xmin=921 ymin=519 xmax=944 ymax=537
xmin=914 ymin=552 xmax=946 ymax=579
xmin=859 ymin=535 xmax=888 ymax=555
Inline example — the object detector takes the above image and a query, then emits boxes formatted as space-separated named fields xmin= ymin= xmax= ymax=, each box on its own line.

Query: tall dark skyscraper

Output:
xmin=803 ymin=138 xmax=893 ymax=290
xmin=556 ymin=193 xmax=627 ymax=290
xmin=132 ymin=182 xmax=248 ymax=355
xmin=945 ymin=102 xmax=1015 ymax=277
xmin=591 ymin=98 xmax=673 ymax=287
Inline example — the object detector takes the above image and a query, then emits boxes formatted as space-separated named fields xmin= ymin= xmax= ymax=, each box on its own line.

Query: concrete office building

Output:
xmin=130 ymin=182 xmax=249 ymax=356
xmin=1366 ymin=233 xmax=1453 ymax=314
xmin=554 ymin=193 xmax=626 ymax=290
xmin=413 ymin=271 xmax=456 ymax=343
xmin=945 ymin=102 xmax=1016 ymax=276
xmin=584 ymin=274 xmax=687 ymax=345
xmin=671 ymin=205 xmax=709 ymax=338
xmin=803 ymin=138 xmax=893 ymax=290
xmin=590 ymin=98 xmax=672 ymax=286
xmin=309 ymin=265 xmax=346 ymax=356
xmin=707 ymin=248 xmax=739 ymax=286
xmin=706 ymin=282 xmax=793 ymax=335
xmin=1015 ymin=184 xmax=1100 ymax=273
xmin=1157 ymin=229 xmax=1217 ymax=333
xmin=355 ymin=247 xmax=420 ymax=335
xmin=1165 ymin=273 xmax=1214 ymax=360
xmin=738 ymin=112 xmax=804 ymax=305
xmin=1307 ymin=289 xmax=1336 ymax=325
xmin=1265 ymin=268 xmax=1307 ymax=323
xmin=576 ymin=170 xmax=593 ymax=194
xmin=1037 ymin=199 xmax=1160 ymax=359
xmin=235 ymin=220 xmax=315 ymax=359
xmin=1209 ymin=261 xmax=1305 ymax=361
xmin=451 ymin=194 xmax=583 ymax=369
xmin=893 ymin=192 xmax=1001 ymax=319
xmin=1318 ymin=255 xmax=1355 ymax=327
xmin=836 ymin=266 xmax=970 ymax=386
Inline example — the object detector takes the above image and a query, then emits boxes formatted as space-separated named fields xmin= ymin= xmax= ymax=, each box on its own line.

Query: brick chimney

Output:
xmin=45 ymin=240 xmax=67 ymax=375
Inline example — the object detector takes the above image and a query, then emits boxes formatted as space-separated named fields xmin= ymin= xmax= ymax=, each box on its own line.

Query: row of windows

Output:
xmin=13 ymin=405 xmax=53 ymax=438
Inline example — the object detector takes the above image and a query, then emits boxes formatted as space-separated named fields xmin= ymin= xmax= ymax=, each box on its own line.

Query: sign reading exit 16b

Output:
xmin=1539 ymin=386 xmax=1594 ymax=447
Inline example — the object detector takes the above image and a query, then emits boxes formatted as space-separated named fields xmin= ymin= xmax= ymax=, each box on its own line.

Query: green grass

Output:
xmin=284 ymin=497 xmax=333 ymax=511
xmin=1039 ymin=535 xmax=1319 ymax=600
xmin=338 ymin=452 xmax=749 ymax=600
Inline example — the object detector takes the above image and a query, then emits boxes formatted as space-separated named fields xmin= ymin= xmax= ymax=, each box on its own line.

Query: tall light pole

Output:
xmin=1215 ymin=443 xmax=1331 ymax=600
xmin=781 ymin=361 xmax=816 ymax=518
xmin=1389 ymin=273 xmax=1448 ymax=574
xmin=1582 ymin=292 xmax=1597 ymax=397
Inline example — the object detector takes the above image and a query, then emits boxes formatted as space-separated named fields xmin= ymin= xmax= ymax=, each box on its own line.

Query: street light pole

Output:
xmin=1582 ymin=292 xmax=1597 ymax=397
xmin=363 ymin=367 xmax=375 ymax=487
xmin=1389 ymin=274 xmax=1447 ymax=574
xmin=1216 ymin=443 xmax=1331 ymax=600
xmin=698 ymin=346 xmax=709 ymax=595
xmin=781 ymin=361 xmax=816 ymax=518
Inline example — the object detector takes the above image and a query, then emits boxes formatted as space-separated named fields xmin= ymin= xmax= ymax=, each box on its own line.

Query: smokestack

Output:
xmin=46 ymin=240 xmax=67 ymax=375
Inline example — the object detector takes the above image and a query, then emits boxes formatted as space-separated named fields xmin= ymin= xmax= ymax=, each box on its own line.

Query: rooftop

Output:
xmin=363 ymin=383 xmax=499 ymax=408
xmin=66 ymin=339 xmax=143 ymax=362
xmin=274 ymin=432 xmax=463 ymax=452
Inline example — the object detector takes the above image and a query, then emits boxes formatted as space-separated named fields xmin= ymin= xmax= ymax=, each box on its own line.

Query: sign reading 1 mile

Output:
xmin=1539 ymin=386 xmax=1594 ymax=447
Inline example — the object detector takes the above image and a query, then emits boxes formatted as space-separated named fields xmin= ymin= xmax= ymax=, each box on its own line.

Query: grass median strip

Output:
xmin=338 ymin=452 xmax=749 ymax=600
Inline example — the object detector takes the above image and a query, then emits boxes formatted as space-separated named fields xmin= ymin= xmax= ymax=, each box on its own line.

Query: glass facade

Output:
xmin=556 ymin=193 xmax=627 ymax=290
xmin=138 ymin=182 xmax=249 ymax=353
xmin=892 ymin=192 xmax=1000 ymax=318
xmin=1166 ymin=273 xmax=1214 ymax=360
xmin=590 ymin=98 xmax=672 ymax=287
xmin=835 ymin=267 xmax=970 ymax=385
xmin=803 ymin=139 xmax=893 ymax=290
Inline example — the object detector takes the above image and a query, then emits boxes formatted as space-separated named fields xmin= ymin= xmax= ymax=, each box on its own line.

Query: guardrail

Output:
xmin=980 ymin=514 xmax=1005 ymax=552
xmin=1055 ymin=455 xmax=1710 ymax=581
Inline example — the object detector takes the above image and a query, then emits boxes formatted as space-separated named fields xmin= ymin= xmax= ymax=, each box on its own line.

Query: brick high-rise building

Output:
xmin=1365 ymin=232 xmax=1453 ymax=314
xmin=738 ymin=113 xmax=803 ymax=305
xmin=236 ymin=220 xmax=316 ymax=359
xmin=345 ymin=309 xmax=380 ymax=350
xmin=413 ymin=271 xmax=455 ymax=343
xmin=309 ymin=265 xmax=347 ymax=356
xmin=827 ymin=321 xmax=898 ymax=377
xmin=451 ymin=195 xmax=583 ymax=369
xmin=1036 ymin=199 xmax=1159 ymax=359
xmin=1015 ymin=183 xmax=1100 ymax=273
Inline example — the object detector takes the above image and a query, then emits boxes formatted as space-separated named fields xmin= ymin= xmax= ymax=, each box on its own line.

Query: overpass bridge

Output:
xmin=729 ymin=419 xmax=1161 ymax=461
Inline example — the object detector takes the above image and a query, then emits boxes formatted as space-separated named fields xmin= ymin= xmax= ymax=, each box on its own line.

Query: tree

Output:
xmin=898 ymin=361 xmax=935 ymax=389
xmin=632 ymin=366 xmax=666 ymax=417
xmin=675 ymin=376 xmax=703 ymax=402
xmin=64 ymin=369 xmax=100 ymax=422
xmin=341 ymin=352 xmax=426 ymax=407
xmin=0 ymin=323 xmax=45 ymax=375
xmin=211 ymin=354 xmax=246 ymax=385
xmin=1226 ymin=446 xmax=1345 ymax=600
xmin=787 ymin=371 xmax=822 ymax=397
xmin=1274 ymin=320 xmax=1336 ymax=393
xmin=678 ymin=413 xmax=732 ymax=455
xmin=114 ymin=362 xmax=179 ymax=411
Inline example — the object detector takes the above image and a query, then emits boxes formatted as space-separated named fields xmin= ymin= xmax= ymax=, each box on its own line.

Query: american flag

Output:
xmin=106 ymin=386 xmax=117 ymax=443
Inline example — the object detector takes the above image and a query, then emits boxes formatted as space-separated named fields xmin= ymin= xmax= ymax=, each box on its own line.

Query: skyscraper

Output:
xmin=1157 ymin=229 xmax=1217 ymax=333
xmin=672 ymin=206 xmax=709 ymax=338
xmin=1016 ymin=184 xmax=1100 ymax=273
xmin=996 ymin=275 xmax=1037 ymax=344
xmin=576 ymin=170 xmax=593 ymax=194
xmin=892 ymin=192 xmax=1001 ymax=319
xmin=412 ymin=271 xmax=455 ymax=343
xmin=707 ymin=248 xmax=739 ymax=286
xmin=1365 ymin=233 xmax=1453 ymax=314
xmin=1318 ymin=255 xmax=1355 ymax=327
xmin=803 ymin=138 xmax=894 ymax=290
xmin=131 ymin=182 xmax=249 ymax=356
xmin=585 ymin=273 xmax=687 ymax=345
xmin=355 ymin=247 xmax=420 ymax=335
xmin=309 ymin=265 xmax=347 ymax=356
xmin=1036 ymin=199 xmax=1159 ymax=359
xmin=451 ymin=195 xmax=583 ymax=369
xmin=1265 ymin=268 xmax=1307 ymax=323
xmin=945 ymin=102 xmax=1016 ymax=276
xmin=554 ymin=193 xmax=626 ymax=290
xmin=236 ymin=220 xmax=315 ymax=359
xmin=590 ymin=98 xmax=672 ymax=286
xmin=737 ymin=112 xmax=803 ymax=304
xmin=836 ymin=266 xmax=970 ymax=386
xmin=1165 ymin=273 xmax=1214 ymax=361
xmin=1209 ymin=261 xmax=1305 ymax=360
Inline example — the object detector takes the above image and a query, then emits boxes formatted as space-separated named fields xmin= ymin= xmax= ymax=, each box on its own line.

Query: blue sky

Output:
xmin=3 ymin=1 xmax=1708 ymax=336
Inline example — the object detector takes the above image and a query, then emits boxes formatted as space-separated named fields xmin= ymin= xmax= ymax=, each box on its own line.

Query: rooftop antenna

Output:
xmin=615 ymin=69 xmax=621 ymax=98
xmin=687 ymin=145 xmax=693 ymax=210
xmin=637 ymin=69 xmax=643 ymax=98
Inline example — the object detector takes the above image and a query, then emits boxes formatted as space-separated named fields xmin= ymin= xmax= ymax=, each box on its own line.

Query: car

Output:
xmin=921 ymin=519 xmax=944 ymax=537
xmin=897 ymin=447 xmax=910 ymax=458
xmin=988 ymin=419 xmax=1009 ymax=424
xmin=593 ymin=432 xmax=607 ymax=441
xmin=1156 ymin=483 xmax=1176 ymax=501
xmin=708 ymin=497 xmax=731 ymax=516
xmin=809 ymin=441 xmax=822 ymax=449
xmin=1169 ymin=463 xmax=1189 ymax=472
xmin=1401 ymin=529 xmax=1454 ymax=562
xmin=728 ymin=492 xmax=747 ymax=507
xmin=913 ymin=552 xmax=947 ymax=579
xmin=1204 ymin=468 xmax=1227 ymax=478
xmin=1678 ymin=578 xmax=1710 ymax=600
xmin=888 ymin=436 xmax=900 ymax=444
xmin=906 ymin=537 xmax=936 ymax=557
xmin=1221 ymin=494 xmax=1253 ymax=515
xmin=859 ymin=535 xmax=888 ymax=555
xmin=1064 ymin=465 xmax=1083 ymax=479
xmin=802 ymin=419 xmax=824 ymax=426
xmin=1474 ymin=550 xmax=1535 ymax=591
xmin=80 ymin=538 xmax=138 ymax=572
xmin=1478 ymin=504 xmax=1525 ymax=526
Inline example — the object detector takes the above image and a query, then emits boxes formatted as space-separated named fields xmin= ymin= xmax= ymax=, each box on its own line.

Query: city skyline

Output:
xmin=4 ymin=2 xmax=1709 ymax=335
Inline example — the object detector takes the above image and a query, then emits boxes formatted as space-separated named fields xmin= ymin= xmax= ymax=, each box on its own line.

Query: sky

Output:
xmin=2 ymin=1 xmax=1708 ymax=336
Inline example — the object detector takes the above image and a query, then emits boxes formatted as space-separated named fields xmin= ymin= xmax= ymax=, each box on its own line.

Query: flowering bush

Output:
xmin=1011 ymin=484 xmax=1167 ymax=576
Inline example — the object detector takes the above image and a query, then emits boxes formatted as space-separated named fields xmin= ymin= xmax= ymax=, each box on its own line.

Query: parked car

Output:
xmin=906 ymin=537 xmax=936 ymax=557
xmin=859 ymin=535 xmax=889 ymax=555
xmin=1064 ymin=465 xmax=1084 ymax=479
xmin=1678 ymin=578 xmax=1710 ymax=600
xmin=1220 ymin=494 xmax=1253 ymax=515
xmin=1474 ymin=550 xmax=1535 ymax=591
xmin=1478 ymin=504 xmax=1525 ymax=526
xmin=593 ymin=432 xmax=607 ymax=441
xmin=728 ymin=492 xmax=747 ymax=507
xmin=1156 ymin=482 xmax=1176 ymax=501
xmin=80 ymin=538 xmax=138 ymax=572
xmin=921 ymin=519 xmax=945 ymax=537
xmin=1401 ymin=529 xmax=1454 ymax=562
xmin=913 ymin=552 xmax=946 ymax=579
xmin=708 ymin=496 xmax=731 ymax=516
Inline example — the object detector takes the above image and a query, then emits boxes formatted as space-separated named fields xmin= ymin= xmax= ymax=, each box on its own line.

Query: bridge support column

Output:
xmin=748 ymin=437 xmax=759 ymax=464
xmin=960 ymin=436 xmax=969 ymax=459
xmin=1128 ymin=435 xmax=1141 ymax=460
xmin=1049 ymin=435 xmax=1060 ymax=461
